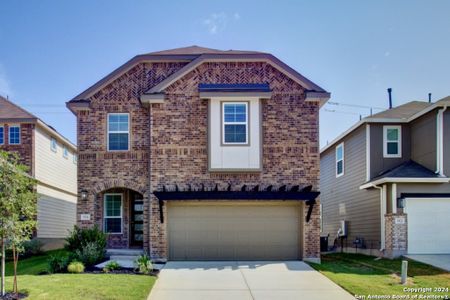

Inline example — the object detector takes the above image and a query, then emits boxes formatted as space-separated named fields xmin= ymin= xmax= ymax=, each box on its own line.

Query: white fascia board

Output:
xmin=360 ymin=177 xmax=450 ymax=190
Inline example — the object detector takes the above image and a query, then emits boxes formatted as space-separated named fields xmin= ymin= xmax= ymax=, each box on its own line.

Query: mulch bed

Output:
xmin=38 ymin=266 xmax=159 ymax=276
xmin=0 ymin=292 xmax=27 ymax=300
xmin=84 ymin=266 xmax=159 ymax=276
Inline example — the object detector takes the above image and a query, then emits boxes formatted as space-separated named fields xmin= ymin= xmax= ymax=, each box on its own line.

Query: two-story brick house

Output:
xmin=321 ymin=96 xmax=450 ymax=258
xmin=0 ymin=96 xmax=77 ymax=249
xmin=67 ymin=46 xmax=330 ymax=262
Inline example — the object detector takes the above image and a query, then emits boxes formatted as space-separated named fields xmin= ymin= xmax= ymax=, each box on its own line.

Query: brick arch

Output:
xmin=92 ymin=179 xmax=147 ymax=196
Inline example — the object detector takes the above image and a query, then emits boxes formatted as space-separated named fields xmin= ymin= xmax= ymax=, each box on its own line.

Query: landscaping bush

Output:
xmin=22 ymin=239 xmax=44 ymax=257
xmin=48 ymin=254 xmax=70 ymax=273
xmin=74 ymin=242 xmax=105 ymax=266
xmin=65 ymin=225 xmax=107 ymax=253
xmin=103 ymin=260 xmax=121 ymax=273
xmin=67 ymin=261 xmax=85 ymax=273
xmin=134 ymin=253 xmax=153 ymax=275
xmin=65 ymin=225 xmax=107 ymax=266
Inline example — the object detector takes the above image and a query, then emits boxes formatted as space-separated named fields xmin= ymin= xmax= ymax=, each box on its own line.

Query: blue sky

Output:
xmin=1 ymin=0 xmax=449 ymax=146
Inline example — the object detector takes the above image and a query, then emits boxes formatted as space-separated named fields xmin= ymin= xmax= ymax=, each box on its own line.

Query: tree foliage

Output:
xmin=0 ymin=150 xmax=38 ymax=296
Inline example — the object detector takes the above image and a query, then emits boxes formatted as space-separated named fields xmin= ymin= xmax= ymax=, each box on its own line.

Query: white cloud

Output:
xmin=203 ymin=12 xmax=240 ymax=34
xmin=0 ymin=64 xmax=13 ymax=98
xmin=384 ymin=51 xmax=391 ymax=57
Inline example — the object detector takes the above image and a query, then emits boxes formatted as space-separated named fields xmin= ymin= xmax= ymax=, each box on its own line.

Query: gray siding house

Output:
xmin=320 ymin=96 xmax=450 ymax=258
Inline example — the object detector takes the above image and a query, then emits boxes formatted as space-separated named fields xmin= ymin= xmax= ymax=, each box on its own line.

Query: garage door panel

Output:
xmin=407 ymin=198 xmax=450 ymax=254
xmin=168 ymin=204 xmax=301 ymax=260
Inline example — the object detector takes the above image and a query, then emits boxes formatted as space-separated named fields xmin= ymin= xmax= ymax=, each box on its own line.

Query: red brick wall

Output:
xmin=76 ymin=60 xmax=321 ymax=260
xmin=0 ymin=123 xmax=34 ymax=175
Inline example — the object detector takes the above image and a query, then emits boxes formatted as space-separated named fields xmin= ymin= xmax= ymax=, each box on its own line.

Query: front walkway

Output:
xmin=148 ymin=261 xmax=354 ymax=300
xmin=405 ymin=254 xmax=450 ymax=272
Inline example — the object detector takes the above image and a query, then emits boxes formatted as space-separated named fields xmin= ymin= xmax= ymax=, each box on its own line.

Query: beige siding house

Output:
xmin=321 ymin=96 xmax=450 ymax=257
xmin=0 ymin=96 xmax=77 ymax=249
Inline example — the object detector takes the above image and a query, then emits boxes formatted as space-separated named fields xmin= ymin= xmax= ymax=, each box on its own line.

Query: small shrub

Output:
xmin=67 ymin=261 xmax=85 ymax=273
xmin=103 ymin=260 xmax=121 ymax=273
xmin=65 ymin=225 xmax=107 ymax=253
xmin=106 ymin=260 xmax=121 ymax=270
xmin=134 ymin=253 xmax=153 ymax=274
xmin=48 ymin=254 xmax=69 ymax=273
xmin=74 ymin=242 xmax=105 ymax=266
xmin=22 ymin=239 xmax=44 ymax=257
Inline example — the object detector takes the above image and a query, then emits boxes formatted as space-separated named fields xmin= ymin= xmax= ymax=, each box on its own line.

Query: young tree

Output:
xmin=0 ymin=150 xmax=37 ymax=297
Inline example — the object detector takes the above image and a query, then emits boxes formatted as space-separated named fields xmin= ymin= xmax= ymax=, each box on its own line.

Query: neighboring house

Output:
xmin=320 ymin=97 xmax=450 ymax=258
xmin=0 ymin=96 xmax=77 ymax=249
xmin=66 ymin=45 xmax=330 ymax=262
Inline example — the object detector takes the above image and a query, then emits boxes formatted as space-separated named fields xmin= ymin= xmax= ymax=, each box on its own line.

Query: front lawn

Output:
xmin=309 ymin=253 xmax=450 ymax=298
xmin=2 ymin=250 xmax=156 ymax=299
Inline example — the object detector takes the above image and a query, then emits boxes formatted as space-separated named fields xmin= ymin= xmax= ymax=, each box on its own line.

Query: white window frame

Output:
xmin=107 ymin=113 xmax=130 ymax=152
xmin=0 ymin=125 xmax=4 ymax=145
xmin=383 ymin=125 xmax=402 ymax=158
xmin=336 ymin=142 xmax=344 ymax=177
xmin=222 ymin=102 xmax=249 ymax=145
xmin=50 ymin=137 xmax=57 ymax=152
xmin=63 ymin=146 xmax=68 ymax=159
xmin=103 ymin=193 xmax=123 ymax=234
xmin=8 ymin=124 xmax=21 ymax=145
xmin=73 ymin=154 xmax=78 ymax=164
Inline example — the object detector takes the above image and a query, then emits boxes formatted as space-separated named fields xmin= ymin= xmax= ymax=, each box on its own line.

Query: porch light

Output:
xmin=80 ymin=189 xmax=88 ymax=201
xmin=397 ymin=197 xmax=405 ymax=208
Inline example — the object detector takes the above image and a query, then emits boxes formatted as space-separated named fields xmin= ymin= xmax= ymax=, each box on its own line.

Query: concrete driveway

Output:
xmin=405 ymin=254 xmax=450 ymax=272
xmin=148 ymin=261 xmax=354 ymax=300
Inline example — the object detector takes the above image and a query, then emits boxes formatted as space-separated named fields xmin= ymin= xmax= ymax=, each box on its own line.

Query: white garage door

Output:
xmin=168 ymin=202 xmax=302 ymax=260
xmin=406 ymin=198 xmax=450 ymax=254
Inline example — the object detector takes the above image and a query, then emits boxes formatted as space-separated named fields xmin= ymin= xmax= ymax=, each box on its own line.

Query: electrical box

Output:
xmin=338 ymin=220 xmax=348 ymax=237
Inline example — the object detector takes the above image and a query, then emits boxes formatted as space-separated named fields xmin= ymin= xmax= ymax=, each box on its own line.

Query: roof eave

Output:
xmin=359 ymin=177 xmax=449 ymax=189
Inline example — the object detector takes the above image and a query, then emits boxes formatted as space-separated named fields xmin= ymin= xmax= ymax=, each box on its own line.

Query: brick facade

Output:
xmin=75 ymin=59 xmax=321 ymax=261
xmin=384 ymin=213 xmax=407 ymax=258
xmin=0 ymin=123 xmax=34 ymax=175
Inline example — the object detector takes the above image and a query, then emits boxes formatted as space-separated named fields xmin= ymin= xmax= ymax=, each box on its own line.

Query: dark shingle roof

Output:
xmin=373 ymin=160 xmax=441 ymax=180
xmin=146 ymin=45 xmax=264 ymax=55
xmin=366 ymin=101 xmax=432 ymax=120
xmin=0 ymin=96 xmax=37 ymax=119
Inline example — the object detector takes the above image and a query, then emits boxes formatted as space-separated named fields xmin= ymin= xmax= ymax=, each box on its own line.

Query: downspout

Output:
xmin=436 ymin=105 xmax=448 ymax=175
xmin=372 ymin=184 xmax=386 ymax=252
xmin=148 ymin=104 xmax=152 ymax=257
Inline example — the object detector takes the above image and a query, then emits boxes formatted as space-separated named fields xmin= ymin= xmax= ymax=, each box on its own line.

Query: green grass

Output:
xmin=309 ymin=253 xmax=450 ymax=297
xmin=2 ymin=250 xmax=156 ymax=300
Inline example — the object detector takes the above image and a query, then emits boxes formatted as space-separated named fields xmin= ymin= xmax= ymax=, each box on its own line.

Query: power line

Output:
xmin=327 ymin=101 xmax=385 ymax=111
xmin=323 ymin=109 xmax=360 ymax=116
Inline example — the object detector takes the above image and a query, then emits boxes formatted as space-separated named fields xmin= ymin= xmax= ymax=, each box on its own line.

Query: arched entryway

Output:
xmin=96 ymin=187 xmax=145 ymax=249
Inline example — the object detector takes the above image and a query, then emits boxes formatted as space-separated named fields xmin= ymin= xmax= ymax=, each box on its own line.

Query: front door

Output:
xmin=130 ymin=196 xmax=144 ymax=247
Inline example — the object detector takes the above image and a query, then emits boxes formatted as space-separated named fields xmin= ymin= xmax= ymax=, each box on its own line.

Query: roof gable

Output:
xmin=0 ymin=96 xmax=37 ymax=120
xmin=67 ymin=46 xmax=330 ymax=106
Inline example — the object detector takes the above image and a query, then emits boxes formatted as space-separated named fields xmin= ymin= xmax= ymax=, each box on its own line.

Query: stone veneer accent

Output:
xmin=384 ymin=213 xmax=407 ymax=258
xmin=76 ymin=60 xmax=321 ymax=261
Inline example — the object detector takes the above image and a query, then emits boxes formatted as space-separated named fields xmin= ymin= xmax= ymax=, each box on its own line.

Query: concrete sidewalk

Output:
xmin=148 ymin=261 xmax=354 ymax=300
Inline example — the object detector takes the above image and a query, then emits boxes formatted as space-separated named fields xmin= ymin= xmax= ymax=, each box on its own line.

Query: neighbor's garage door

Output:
xmin=168 ymin=202 xmax=302 ymax=260
xmin=406 ymin=198 xmax=450 ymax=254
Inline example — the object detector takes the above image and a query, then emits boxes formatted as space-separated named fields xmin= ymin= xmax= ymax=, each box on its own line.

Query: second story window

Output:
xmin=383 ymin=125 xmax=401 ymax=158
xmin=73 ymin=154 xmax=78 ymax=164
xmin=63 ymin=146 xmax=68 ymax=158
xmin=222 ymin=102 xmax=248 ymax=145
xmin=108 ymin=113 xmax=129 ymax=151
xmin=0 ymin=126 xmax=4 ymax=145
xmin=336 ymin=143 xmax=344 ymax=177
xmin=51 ymin=138 xmax=57 ymax=152
xmin=9 ymin=125 xmax=20 ymax=145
